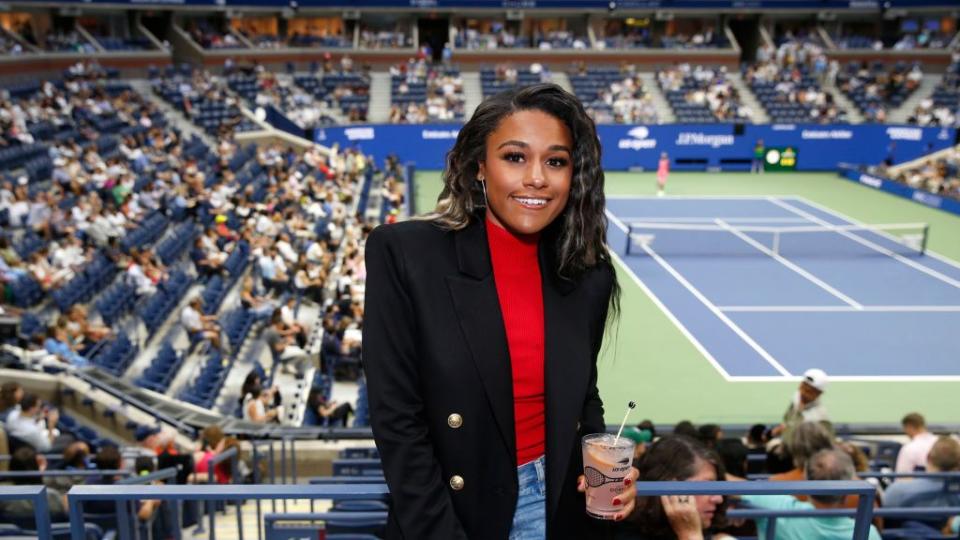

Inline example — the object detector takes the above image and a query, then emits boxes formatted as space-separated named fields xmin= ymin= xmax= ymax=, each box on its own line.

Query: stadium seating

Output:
xmin=135 ymin=342 xmax=185 ymax=393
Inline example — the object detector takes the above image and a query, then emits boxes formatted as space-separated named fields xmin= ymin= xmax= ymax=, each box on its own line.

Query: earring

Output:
xmin=479 ymin=177 xmax=488 ymax=206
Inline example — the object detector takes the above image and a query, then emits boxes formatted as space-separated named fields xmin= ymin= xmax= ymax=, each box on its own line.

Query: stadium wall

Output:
xmin=311 ymin=123 xmax=956 ymax=173
xmin=838 ymin=165 xmax=960 ymax=218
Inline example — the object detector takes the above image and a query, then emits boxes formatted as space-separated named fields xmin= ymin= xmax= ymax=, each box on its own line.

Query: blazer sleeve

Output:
xmin=581 ymin=264 xmax=614 ymax=435
xmin=362 ymin=225 xmax=469 ymax=540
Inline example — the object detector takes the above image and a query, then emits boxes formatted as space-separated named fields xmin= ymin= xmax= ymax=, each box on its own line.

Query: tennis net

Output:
xmin=623 ymin=221 xmax=929 ymax=258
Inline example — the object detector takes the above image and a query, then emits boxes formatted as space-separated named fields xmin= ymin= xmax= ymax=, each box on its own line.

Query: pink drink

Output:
xmin=582 ymin=433 xmax=635 ymax=520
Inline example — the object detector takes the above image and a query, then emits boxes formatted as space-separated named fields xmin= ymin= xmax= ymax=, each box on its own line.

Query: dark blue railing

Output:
xmin=1 ymin=478 xmax=948 ymax=540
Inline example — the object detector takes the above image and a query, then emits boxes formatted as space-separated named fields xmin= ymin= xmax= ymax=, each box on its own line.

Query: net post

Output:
xmin=624 ymin=224 xmax=632 ymax=256
xmin=921 ymin=224 xmax=929 ymax=255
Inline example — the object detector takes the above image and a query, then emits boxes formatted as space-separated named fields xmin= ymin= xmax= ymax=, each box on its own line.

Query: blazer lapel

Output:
xmin=541 ymin=237 xmax=590 ymax=520
xmin=445 ymin=218 xmax=517 ymax=463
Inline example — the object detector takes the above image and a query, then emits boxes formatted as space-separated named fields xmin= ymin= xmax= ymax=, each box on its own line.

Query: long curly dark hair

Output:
xmin=425 ymin=82 xmax=620 ymax=316
xmin=627 ymin=436 xmax=729 ymax=538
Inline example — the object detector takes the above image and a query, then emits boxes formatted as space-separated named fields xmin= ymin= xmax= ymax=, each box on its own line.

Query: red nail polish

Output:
xmin=613 ymin=498 xmax=621 ymax=506
xmin=614 ymin=514 xmax=623 ymax=521
xmin=625 ymin=478 xmax=633 ymax=487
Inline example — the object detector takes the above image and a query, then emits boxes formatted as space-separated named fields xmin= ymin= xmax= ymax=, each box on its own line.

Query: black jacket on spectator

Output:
xmin=363 ymin=215 xmax=614 ymax=540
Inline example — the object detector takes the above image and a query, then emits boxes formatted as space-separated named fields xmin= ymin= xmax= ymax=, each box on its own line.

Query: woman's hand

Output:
xmin=576 ymin=466 xmax=640 ymax=522
xmin=661 ymin=494 xmax=704 ymax=540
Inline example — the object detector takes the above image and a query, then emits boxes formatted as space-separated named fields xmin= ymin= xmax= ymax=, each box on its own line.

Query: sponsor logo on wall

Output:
xmin=857 ymin=174 xmax=884 ymax=188
xmin=885 ymin=127 xmax=923 ymax=141
xmin=800 ymin=129 xmax=853 ymax=140
xmin=345 ymin=127 xmax=375 ymax=141
xmin=421 ymin=129 xmax=460 ymax=140
xmin=674 ymin=132 xmax=734 ymax=148
xmin=912 ymin=190 xmax=943 ymax=208
xmin=618 ymin=126 xmax=658 ymax=150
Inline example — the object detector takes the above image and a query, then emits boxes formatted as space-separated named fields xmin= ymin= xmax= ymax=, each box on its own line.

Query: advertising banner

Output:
xmin=312 ymin=123 xmax=955 ymax=174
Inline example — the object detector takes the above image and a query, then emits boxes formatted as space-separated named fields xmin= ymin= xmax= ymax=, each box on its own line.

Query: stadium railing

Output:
xmin=0 ymin=485 xmax=52 ymax=538
xmin=9 ymin=478 xmax=955 ymax=539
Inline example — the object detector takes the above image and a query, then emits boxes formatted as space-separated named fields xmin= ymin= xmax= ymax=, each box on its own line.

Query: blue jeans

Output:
xmin=509 ymin=455 xmax=546 ymax=540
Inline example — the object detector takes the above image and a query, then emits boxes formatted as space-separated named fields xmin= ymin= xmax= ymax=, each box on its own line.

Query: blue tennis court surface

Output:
xmin=606 ymin=196 xmax=960 ymax=381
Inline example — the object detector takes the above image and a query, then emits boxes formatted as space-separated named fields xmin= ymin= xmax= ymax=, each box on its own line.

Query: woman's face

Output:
xmin=688 ymin=459 xmax=723 ymax=527
xmin=477 ymin=109 xmax=573 ymax=236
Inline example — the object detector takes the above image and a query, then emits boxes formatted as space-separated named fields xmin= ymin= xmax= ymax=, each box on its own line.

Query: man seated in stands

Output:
xmin=0 ymin=447 xmax=69 ymax=524
xmin=896 ymin=412 xmax=940 ymax=474
xmin=884 ymin=436 xmax=960 ymax=507
xmin=738 ymin=448 xmax=882 ymax=540
xmin=181 ymin=297 xmax=223 ymax=351
xmin=264 ymin=308 xmax=309 ymax=377
xmin=772 ymin=368 xmax=830 ymax=437
xmin=4 ymin=393 xmax=70 ymax=453
xmin=770 ymin=421 xmax=835 ymax=483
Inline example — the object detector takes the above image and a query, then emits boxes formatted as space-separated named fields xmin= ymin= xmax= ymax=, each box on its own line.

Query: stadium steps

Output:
xmin=367 ymin=72 xmax=393 ymax=123
xmin=129 ymin=78 xmax=218 ymax=148
xmin=727 ymin=72 xmax=770 ymax=123
xmin=823 ymin=77 xmax=864 ymax=124
xmin=638 ymin=73 xmax=676 ymax=123
xmin=888 ymin=73 xmax=942 ymax=124
xmin=462 ymin=71 xmax=483 ymax=119
xmin=552 ymin=71 xmax=574 ymax=94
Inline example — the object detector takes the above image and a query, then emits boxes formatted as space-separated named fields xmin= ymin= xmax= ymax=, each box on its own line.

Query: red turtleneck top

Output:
xmin=485 ymin=215 xmax=546 ymax=466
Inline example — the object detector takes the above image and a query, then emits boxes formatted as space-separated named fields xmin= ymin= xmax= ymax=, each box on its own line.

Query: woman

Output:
xmin=242 ymin=386 xmax=280 ymax=424
xmin=363 ymin=83 xmax=634 ymax=539
xmin=618 ymin=436 xmax=729 ymax=540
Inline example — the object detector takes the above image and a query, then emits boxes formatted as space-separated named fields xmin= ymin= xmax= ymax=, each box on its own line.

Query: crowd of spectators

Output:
xmin=388 ymin=58 xmax=465 ymax=123
xmin=454 ymin=23 xmax=527 ymax=49
xmin=0 ymin=35 xmax=27 ymax=55
xmin=876 ymin=146 xmax=960 ymax=202
xmin=836 ymin=61 xmax=923 ymax=123
xmin=909 ymin=56 xmax=960 ymax=128
xmin=745 ymin=40 xmax=846 ymax=124
xmin=657 ymin=63 xmax=752 ymax=122
xmin=358 ymin=28 xmax=409 ymax=49
xmin=186 ymin=24 xmax=245 ymax=50
xmin=570 ymin=62 xmax=659 ymax=125
xmin=42 ymin=31 xmax=97 ymax=54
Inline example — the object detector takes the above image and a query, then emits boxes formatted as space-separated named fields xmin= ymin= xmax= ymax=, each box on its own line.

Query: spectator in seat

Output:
xmin=4 ymin=393 xmax=70 ymax=453
xmin=0 ymin=447 xmax=69 ymax=523
xmin=896 ymin=412 xmax=939 ymax=474
xmin=181 ymin=297 xmax=223 ymax=351
xmin=617 ymin=436 xmax=729 ymax=539
xmin=884 ymin=436 xmax=960 ymax=507
xmin=307 ymin=386 xmax=353 ymax=427
xmin=770 ymin=421 xmax=834 ymax=483
xmin=242 ymin=386 xmax=280 ymax=423
xmin=263 ymin=309 xmax=309 ymax=377
xmin=0 ymin=381 xmax=24 ymax=422
xmin=737 ymin=449 xmax=882 ymax=540
xmin=772 ymin=368 xmax=829 ymax=437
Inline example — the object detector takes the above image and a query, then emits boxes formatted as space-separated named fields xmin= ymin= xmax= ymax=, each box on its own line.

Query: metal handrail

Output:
xmin=0 ymin=485 xmax=52 ymax=539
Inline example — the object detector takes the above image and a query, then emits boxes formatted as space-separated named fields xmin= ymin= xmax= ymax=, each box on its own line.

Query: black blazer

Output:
xmin=363 ymin=213 xmax=615 ymax=540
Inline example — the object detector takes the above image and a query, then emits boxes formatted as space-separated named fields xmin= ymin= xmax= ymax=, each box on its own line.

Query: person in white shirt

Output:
xmin=896 ymin=412 xmax=940 ymax=474
xmin=181 ymin=297 xmax=222 ymax=350
xmin=5 ymin=394 xmax=64 ymax=453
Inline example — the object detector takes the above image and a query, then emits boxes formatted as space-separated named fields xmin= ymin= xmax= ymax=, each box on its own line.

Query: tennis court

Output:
xmin=607 ymin=195 xmax=960 ymax=381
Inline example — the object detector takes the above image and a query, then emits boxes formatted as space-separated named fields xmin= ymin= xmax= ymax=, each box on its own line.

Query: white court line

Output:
xmin=608 ymin=194 xmax=793 ymax=200
xmin=608 ymin=210 xmax=793 ymax=377
xmin=718 ymin=305 xmax=960 ymax=313
xmin=715 ymin=218 xmax=864 ymax=310
xmin=617 ymin=217 xmax=810 ymax=223
xmin=608 ymin=247 xmax=734 ymax=382
xmin=727 ymin=374 xmax=960 ymax=382
xmin=768 ymin=197 xmax=960 ymax=290
xmin=794 ymin=196 xmax=960 ymax=274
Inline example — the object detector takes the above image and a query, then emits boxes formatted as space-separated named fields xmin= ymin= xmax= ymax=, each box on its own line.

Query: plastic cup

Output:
xmin=582 ymin=433 xmax=635 ymax=520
